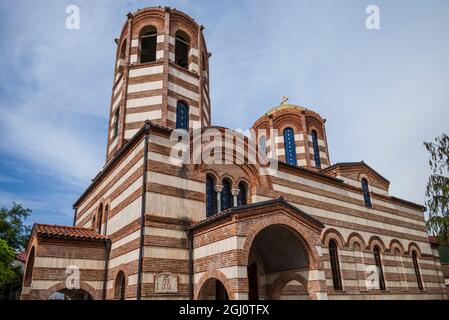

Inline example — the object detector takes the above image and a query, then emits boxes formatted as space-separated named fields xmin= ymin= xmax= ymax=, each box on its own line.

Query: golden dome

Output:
xmin=265 ymin=97 xmax=305 ymax=116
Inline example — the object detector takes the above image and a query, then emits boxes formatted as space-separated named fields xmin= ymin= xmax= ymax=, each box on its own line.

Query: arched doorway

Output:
xmin=198 ymin=278 xmax=229 ymax=300
xmin=247 ymin=224 xmax=311 ymax=300
xmin=48 ymin=288 xmax=93 ymax=300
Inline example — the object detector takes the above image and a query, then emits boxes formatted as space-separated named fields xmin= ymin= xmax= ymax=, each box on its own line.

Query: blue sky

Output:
xmin=0 ymin=0 xmax=448 ymax=227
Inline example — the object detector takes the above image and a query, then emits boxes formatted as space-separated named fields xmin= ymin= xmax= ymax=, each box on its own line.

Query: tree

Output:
xmin=0 ymin=202 xmax=32 ymax=251
xmin=0 ymin=239 xmax=20 ymax=299
xmin=424 ymin=133 xmax=449 ymax=243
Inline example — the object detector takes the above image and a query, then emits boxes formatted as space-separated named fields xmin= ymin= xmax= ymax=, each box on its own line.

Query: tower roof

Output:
xmin=265 ymin=96 xmax=305 ymax=116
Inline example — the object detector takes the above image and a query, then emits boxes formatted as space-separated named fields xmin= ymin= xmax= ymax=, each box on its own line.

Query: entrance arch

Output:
xmin=246 ymin=224 xmax=313 ymax=300
xmin=198 ymin=278 xmax=230 ymax=300
xmin=45 ymin=281 xmax=98 ymax=300
xmin=48 ymin=288 xmax=93 ymax=300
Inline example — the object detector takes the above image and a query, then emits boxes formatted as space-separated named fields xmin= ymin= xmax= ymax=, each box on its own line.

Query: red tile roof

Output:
xmin=34 ymin=223 xmax=109 ymax=241
xmin=15 ymin=252 xmax=27 ymax=263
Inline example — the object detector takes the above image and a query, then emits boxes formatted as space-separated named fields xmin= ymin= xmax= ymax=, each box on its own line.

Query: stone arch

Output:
xmin=269 ymin=271 xmax=311 ymax=300
xmin=321 ymin=228 xmax=346 ymax=248
xmin=407 ymin=242 xmax=422 ymax=256
xmin=23 ymin=246 xmax=36 ymax=287
xmin=195 ymin=270 xmax=235 ymax=300
xmin=389 ymin=239 xmax=405 ymax=255
xmin=242 ymin=214 xmax=321 ymax=271
xmin=347 ymin=232 xmax=367 ymax=249
xmin=45 ymin=281 xmax=98 ymax=300
xmin=367 ymin=235 xmax=387 ymax=252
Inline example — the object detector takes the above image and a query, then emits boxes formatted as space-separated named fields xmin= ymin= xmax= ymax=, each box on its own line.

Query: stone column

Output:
xmin=215 ymin=185 xmax=223 ymax=212
xmin=231 ymin=188 xmax=240 ymax=207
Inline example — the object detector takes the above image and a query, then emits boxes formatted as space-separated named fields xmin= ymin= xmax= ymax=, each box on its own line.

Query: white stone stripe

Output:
xmin=127 ymin=80 xmax=163 ymax=93
xmin=109 ymin=248 xmax=139 ymax=269
xmin=76 ymin=147 xmax=144 ymax=222
xmin=144 ymin=246 xmax=188 ymax=260
xmin=127 ymin=96 xmax=162 ymax=108
xmin=113 ymin=78 xmax=123 ymax=97
xmin=111 ymin=92 xmax=122 ymax=112
xmin=274 ymin=183 xmax=425 ymax=230
xmin=168 ymin=82 xmax=199 ymax=101
xmin=194 ymin=236 xmax=246 ymax=259
xmin=131 ymin=38 xmax=138 ymax=47
xmin=111 ymin=229 xmax=140 ymax=251
xmin=270 ymin=169 xmax=422 ymax=217
xmin=169 ymin=67 xmax=199 ymax=86
xmin=148 ymin=171 xmax=204 ymax=193
xmin=34 ymin=257 xmax=105 ymax=270
xmin=125 ymin=110 xmax=162 ymax=123
xmin=129 ymin=65 xmax=163 ymax=78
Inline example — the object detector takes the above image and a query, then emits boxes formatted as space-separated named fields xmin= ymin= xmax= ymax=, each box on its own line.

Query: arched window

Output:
xmin=176 ymin=101 xmax=189 ymax=130
xmin=221 ymin=179 xmax=232 ymax=211
xmin=361 ymin=178 xmax=372 ymax=208
xmin=259 ymin=135 xmax=267 ymax=159
xmin=24 ymin=247 xmax=35 ymax=287
xmin=92 ymin=214 xmax=96 ymax=230
xmin=237 ymin=182 xmax=247 ymax=206
xmin=175 ymin=31 xmax=189 ymax=69
xmin=283 ymin=128 xmax=297 ymax=166
xmin=115 ymin=271 xmax=126 ymax=300
xmin=119 ymin=39 xmax=127 ymax=60
xmin=412 ymin=251 xmax=424 ymax=290
xmin=373 ymin=245 xmax=386 ymax=290
xmin=329 ymin=239 xmax=343 ymax=290
xmin=103 ymin=205 xmax=109 ymax=236
xmin=113 ymin=107 xmax=120 ymax=139
xmin=311 ymin=130 xmax=321 ymax=168
xmin=97 ymin=204 xmax=103 ymax=234
xmin=206 ymin=175 xmax=217 ymax=217
xmin=140 ymin=26 xmax=157 ymax=63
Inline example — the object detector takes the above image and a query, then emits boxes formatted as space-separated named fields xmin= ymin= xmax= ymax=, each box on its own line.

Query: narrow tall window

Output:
xmin=140 ymin=26 xmax=157 ymax=63
xmin=221 ymin=179 xmax=232 ymax=211
xmin=283 ymin=128 xmax=297 ymax=166
xmin=113 ymin=108 xmax=120 ymax=139
xmin=176 ymin=101 xmax=189 ymax=130
xmin=259 ymin=136 xmax=267 ymax=159
xmin=115 ymin=271 xmax=126 ymax=300
xmin=412 ymin=251 xmax=424 ymax=290
xmin=97 ymin=204 xmax=103 ymax=234
xmin=311 ymin=130 xmax=321 ymax=168
xmin=237 ymin=182 xmax=247 ymax=206
xmin=119 ymin=39 xmax=127 ymax=60
xmin=361 ymin=178 xmax=372 ymax=208
xmin=373 ymin=246 xmax=386 ymax=290
xmin=103 ymin=205 xmax=109 ymax=236
xmin=329 ymin=239 xmax=343 ymax=290
xmin=206 ymin=175 xmax=217 ymax=217
xmin=175 ymin=31 xmax=189 ymax=69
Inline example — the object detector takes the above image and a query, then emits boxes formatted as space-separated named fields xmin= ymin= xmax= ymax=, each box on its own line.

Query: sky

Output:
xmin=0 ymin=0 xmax=448 ymax=227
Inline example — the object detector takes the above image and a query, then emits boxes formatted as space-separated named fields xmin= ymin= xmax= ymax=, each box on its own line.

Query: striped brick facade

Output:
xmin=20 ymin=6 xmax=447 ymax=300
xmin=107 ymin=7 xmax=210 ymax=161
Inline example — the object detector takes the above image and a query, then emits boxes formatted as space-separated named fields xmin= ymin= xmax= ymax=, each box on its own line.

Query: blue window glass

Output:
xmin=259 ymin=136 xmax=267 ymax=158
xmin=176 ymin=101 xmax=189 ymax=130
xmin=311 ymin=130 xmax=321 ymax=168
xmin=283 ymin=128 xmax=297 ymax=166
xmin=206 ymin=175 xmax=217 ymax=216
xmin=221 ymin=179 xmax=232 ymax=211
xmin=361 ymin=178 xmax=372 ymax=208
xmin=237 ymin=182 xmax=247 ymax=206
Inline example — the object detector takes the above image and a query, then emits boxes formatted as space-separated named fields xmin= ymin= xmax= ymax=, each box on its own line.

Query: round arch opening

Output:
xmin=247 ymin=224 xmax=311 ymax=300
xmin=48 ymin=288 xmax=93 ymax=300
xmin=198 ymin=278 xmax=229 ymax=300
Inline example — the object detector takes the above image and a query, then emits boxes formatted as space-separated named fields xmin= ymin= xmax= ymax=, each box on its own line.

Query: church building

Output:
xmin=20 ymin=7 xmax=448 ymax=300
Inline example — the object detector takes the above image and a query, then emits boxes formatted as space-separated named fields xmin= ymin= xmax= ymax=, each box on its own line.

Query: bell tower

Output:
xmin=106 ymin=7 xmax=211 ymax=161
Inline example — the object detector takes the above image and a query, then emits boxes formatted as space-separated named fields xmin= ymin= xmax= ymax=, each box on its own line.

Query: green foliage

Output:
xmin=0 ymin=239 xmax=21 ymax=299
xmin=0 ymin=202 xmax=32 ymax=251
xmin=424 ymin=133 xmax=449 ymax=242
